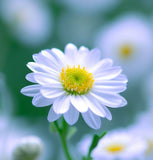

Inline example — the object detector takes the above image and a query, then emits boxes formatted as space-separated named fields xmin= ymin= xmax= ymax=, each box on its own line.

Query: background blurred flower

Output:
xmin=0 ymin=116 xmax=51 ymax=160
xmin=91 ymin=129 xmax=147 ymax=160
xmin=95 ymin=14 xmax=153 ymax=80
xmin=0 ymin=0 xmax=53 ymax=47
xmin=77 ymin=135 xmax=92 ymax=156
xmin=12 ymin=136 xmax=43 ymax=160
xmin=128 ymin=118 xmax=153 ymax=160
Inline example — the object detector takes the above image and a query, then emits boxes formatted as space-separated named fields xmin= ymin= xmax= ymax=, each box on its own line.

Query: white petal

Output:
xmin=53 ymin=96 xmax=70 ymax=114
xmin=27 ymin=62 xmax=59 ymax=77
xmin=94 ymin=80 xmax=127 ymax=86
xmin=89 ymin=48 xmax=101 ymax=64
xmin=21 ymin=84 xmax=40 ymax=97
xmin=47 ymin=107 xmax=61 ymax=122
xmin=90 ymin=91 xmax=127 ymax=108
xmin=34 ymin=72 xmax=60 ymax=85
xmin=83 ymin=95 xmax=106 ymax=118
xmin=26 ymin=73 xmax=37 ymax=83
xmin=64 ymin=105 xmax=79 ymax=125
xmin=70 ymin=95 xmax=88 ymax=113
xmin=41 ymin=87 xmax=65 ymax=99
xmin=83 ymin=48 xmax=102 ymax=69
xmin=114 ymin=74 xmax=128 ymax=83
xmin=50 ymin=48 xmax=65 ymax=66
xmin=94 ymin=66 xmax=122 ymax=80
xmin=33 ymin=51 xmax=59 ymax=70
xmin=32 ymin=93 xmax=54 ymax=107
xmin=82 ymin=110 xmax=101 ymax=129
xmin=65 ymin=43 xmax=77 ymax=57
xmin=102 ymin=105 xmax=112 ymax=120
xmin=27 ymin=62 xmax=44 ymax=73
xmin=90 ymin=58 xmax=113 ymax=74
xmin=78 ymin=46 xmax=89 ymax=53
xmin=94 ymin=83 xmax=127 ymax=93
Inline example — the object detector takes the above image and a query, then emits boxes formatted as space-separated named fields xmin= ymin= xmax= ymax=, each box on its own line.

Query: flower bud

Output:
xmin=12 ymin=136 xmax=43 ymax=160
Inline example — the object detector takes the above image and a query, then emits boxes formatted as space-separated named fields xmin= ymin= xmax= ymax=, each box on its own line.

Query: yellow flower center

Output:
xmin=60 ymin=65 xmax=94 ymax=95
xmin=119 ymin=45 xmax=133 ymax=59
xmin=105 ymin=143 xmax=125 ymax=153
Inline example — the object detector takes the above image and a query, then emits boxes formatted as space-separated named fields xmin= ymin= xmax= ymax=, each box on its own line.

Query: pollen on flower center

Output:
xmin=60 ymin=65 xmax=94 ymax=95
xmin=119 ymin=45 xmax=133 ymax=59
xmin=105 ymin=144 xmax=125 ymax=153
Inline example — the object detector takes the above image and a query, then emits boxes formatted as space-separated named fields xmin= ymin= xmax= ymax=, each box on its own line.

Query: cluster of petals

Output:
xmin=21 ymin=43 xmax=127 ymax=129
xmin=91 ymin=130 xmax=147 ymax=160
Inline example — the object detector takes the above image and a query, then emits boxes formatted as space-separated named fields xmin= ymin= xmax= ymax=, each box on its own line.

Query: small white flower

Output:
xmin=95 ymin=14 xmax=153 ymax=79
xmin=128 ymin=122 xmax=153 ymax=160
xmin=92 ymin=130 xmax=147 ymax=160
xmin=0 ymin=0 xmax=53 ymax=47
xmin=21 ymin=43 xmax=127 ymax=129
xmin=12 ymin=136 xmax=43 ymax=160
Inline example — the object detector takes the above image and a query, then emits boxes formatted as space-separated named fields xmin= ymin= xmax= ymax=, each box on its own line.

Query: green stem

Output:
xmin=54 ymin=121 xmax=73 ymax=160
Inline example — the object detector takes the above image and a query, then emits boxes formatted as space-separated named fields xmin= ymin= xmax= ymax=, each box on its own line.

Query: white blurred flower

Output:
xmin=95 ymin=14 xmax=153 ymax=80
xmin=135 ymin=107 xmax=153 ymax=130
xmin=21 ymin=43 xmax=127 ymax=129
xmin=91 ymin=130 xmax=147 ymax=160
xmin=0 ymin=0 xmax=53 ymax=47
xmin=59 ymin=0 xmax=121 ymax=15
xmin=0 ymin=116 xmax=46 ymax=160
xmin=77 ymin=135 xmax=92 ymax=156
xmin=12 ymin=136 xmax=43 ymax=160
xmin=128 ymin=122 xmax=153 ymax=160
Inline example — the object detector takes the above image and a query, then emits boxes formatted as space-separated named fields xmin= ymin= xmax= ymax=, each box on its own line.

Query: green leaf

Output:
xmin=49 ymin=123 xmax=57 ymax=133
xmin=87 ymin=131 xmax=107 ymax=159
xmin=67 ymin=127 xmax=77 ymax=140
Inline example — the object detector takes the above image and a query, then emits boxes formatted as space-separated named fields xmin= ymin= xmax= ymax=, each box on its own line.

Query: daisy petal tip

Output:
xmin=65 ymin=43 xmax=77 ymax=52
xmin=20 ymin=88 xmax=25 ymax=95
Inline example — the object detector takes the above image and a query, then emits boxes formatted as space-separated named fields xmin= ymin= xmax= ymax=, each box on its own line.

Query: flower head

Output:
xmin=0 ymin=0 xmax=53 ymax=47
xmin=12 ymin=136 xmax=43 ymax=160
xmin=91 ymin=130 xmax=147 ymax=160
xmin=95 ymin=14 xmax=153 ymax=79
xmin=21 ymin=43 xmax=127 ymax=129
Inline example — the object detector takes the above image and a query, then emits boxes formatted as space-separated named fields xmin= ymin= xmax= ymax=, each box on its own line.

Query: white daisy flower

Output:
xmin=91 ymin=130 xmax=147 ymax=160
xmin=21 ymin=43 xmax=127 ymax=129
xmin=95 ymin=14 xmax=153 ymax=80
xmin=0 ymin=0 xmax=53 ymax=47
